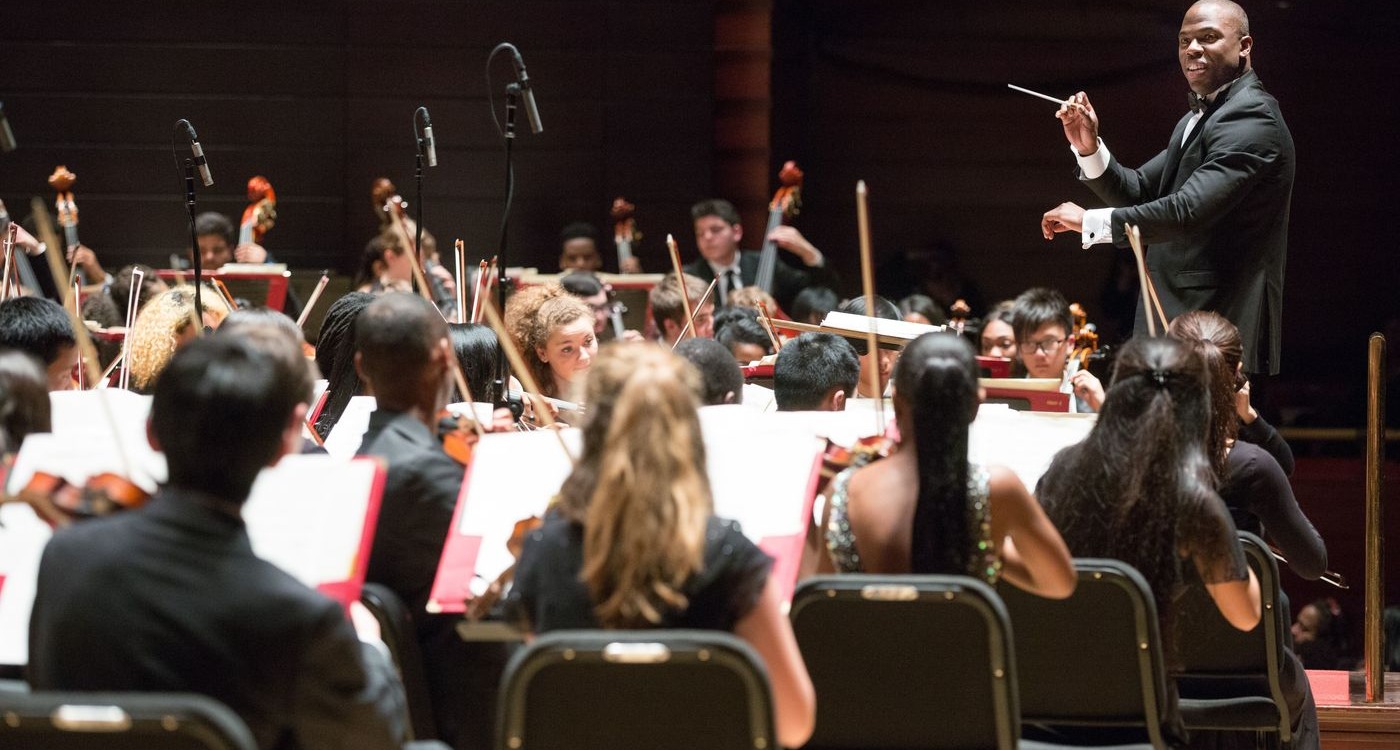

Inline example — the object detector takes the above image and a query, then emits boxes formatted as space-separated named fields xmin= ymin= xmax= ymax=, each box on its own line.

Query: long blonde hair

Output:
xmin=128 ymin=285 xmax=230 ymax=391
xmin=562 ymin=343 xmax=712 ymax=628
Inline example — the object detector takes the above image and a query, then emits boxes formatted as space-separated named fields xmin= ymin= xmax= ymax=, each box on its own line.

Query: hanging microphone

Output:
xmin=0 ymin=102 xmax=16 ymax=153
xmin=509 ymin=48 xmax=544 ymax=134
xmin=180 ymin=120 xmax=214 ymax=186
xmin=417 ymin=107 xmax=438 ymax=167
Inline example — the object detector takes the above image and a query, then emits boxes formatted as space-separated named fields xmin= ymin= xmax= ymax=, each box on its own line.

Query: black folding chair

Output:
xmin=1174 ymin=532 xmax=1294 ymax=745
xmin=0 ymin=691 xmax=255 ymax=750
xmin=497 ymin=630 xmax=775 ymax=750
xmin=791 ymin=575 xmax=1021 ymax=750
xmin=998 ymin=560 xmax=1169 ymax=749
xmin=359 ymin=581 xmax=438 ymax=741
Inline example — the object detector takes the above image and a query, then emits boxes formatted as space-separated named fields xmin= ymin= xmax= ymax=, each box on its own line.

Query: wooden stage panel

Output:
xmin=1313 ymin=671 xmax=1400 ymax=749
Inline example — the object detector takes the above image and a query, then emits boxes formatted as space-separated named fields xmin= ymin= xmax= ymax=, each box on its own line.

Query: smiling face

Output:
xmin=1179 ymin=1 xmax=1251 ymax=95
xmin=537 ymin=316 xmax=598 ymax=395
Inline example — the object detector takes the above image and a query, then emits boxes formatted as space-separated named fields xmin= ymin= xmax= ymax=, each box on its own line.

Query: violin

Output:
xmin=610 ymin=196 xmax=642 ymax=274
xmin=754 ymin=161 xmax=804 ymax=294
xmin=238 ymin=176 xmax=277 ymax=248
xmin=1068 ymin=302 xmax=1105 ymax=371
xmin=2 ymin=467 xmax=151 ymax=530
xmin=466 ymin=514 xmax=543 ymax=621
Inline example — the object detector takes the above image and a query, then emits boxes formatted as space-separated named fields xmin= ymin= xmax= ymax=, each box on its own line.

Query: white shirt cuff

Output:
xmin=1073 ymin=139 xmax=1111 ymax=180
xmin=1081 ymin=208 xmax=1115 ymax=248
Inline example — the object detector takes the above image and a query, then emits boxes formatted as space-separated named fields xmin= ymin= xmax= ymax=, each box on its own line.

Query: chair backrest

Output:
xmin=1173 ymin=531 xmax=1291 ymax=738
xmin=359 ymin=581 xmax=437 ymax=740
xmin=998 ymin=559 xmax=1170 ymax=748
xmin=790 ymin=575 xmax=1018 ymax=750
xmin=497 ymin=630 xmax=774 ymax=750
xmin=0 ymin=691 xmax=256 ymax=750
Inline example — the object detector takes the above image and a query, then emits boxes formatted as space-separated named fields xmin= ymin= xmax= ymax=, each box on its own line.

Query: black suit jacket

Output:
xmin=1083 ymin=69 xmax=1294 ymax=374
xmin=684 ymin=250 xmax=838 ymax=313
xmin=357 ymin=410 xmax=504 ymax=750
xmin=27 ymin=489 xmax=402 ymax=750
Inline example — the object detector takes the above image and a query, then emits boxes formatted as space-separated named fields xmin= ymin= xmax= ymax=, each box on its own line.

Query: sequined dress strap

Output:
xmin=966 ymin=463 xmax=1001 ymax=584
xmin=824 ymin=466 xmax=863 ymax=573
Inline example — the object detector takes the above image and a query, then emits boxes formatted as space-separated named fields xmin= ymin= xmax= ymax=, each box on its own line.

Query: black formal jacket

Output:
xmin=27 ymin=488 xmax=402 ymax=750
xmin=684 ymin=249 xmax=838 ymax=313
xmin=1084 ymin=69 xmax=1295 ymax=374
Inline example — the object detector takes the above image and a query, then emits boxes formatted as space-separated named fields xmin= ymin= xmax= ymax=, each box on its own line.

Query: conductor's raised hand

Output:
xmin=1041 ymin=202 xmax=1085 ymax=240
xmin=1057 ymin=91 xmax=1099 ymax=156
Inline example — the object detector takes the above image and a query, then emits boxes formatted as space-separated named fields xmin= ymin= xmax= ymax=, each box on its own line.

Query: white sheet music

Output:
xmin=323 ymin=396 xmax=377 ymax=460
xmin=969 ymin=404 xmax=1095 ymax=490
xmin=242 ymin=455 xmax=383 ymax=590
xmin=0 ymin=504 xmax=52 ymax=666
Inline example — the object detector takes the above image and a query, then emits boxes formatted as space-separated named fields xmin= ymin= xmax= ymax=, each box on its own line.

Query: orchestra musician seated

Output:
xmin=127 ymin=285 xmax=230 ymax=393
xmin=897 ymin=293 xmax=947 ymax=326
xmin=1037 ymin=336 xmax=1264 ymax=747
xmin=838 ymin=295 xmax=901 ymax=399
xmin=217 ymin=308 xmax=325 ymax=454
xmin=313 ymin=291 xmax=375 ymax=439
xmin=448 ymin=323 xmax=501 ymax=404
xmin=192 ymin=211 xmax=270 ymax=268
xmin=1010 ymin=287 xmax=1103 ymax=411
xmin=673 ymin=337 xmax=744 ymax=406
xmin=559 ymin=270 xmax=643 ymax=343
xmin=684 ymin=198 xmax=834 ymax=314
xmin=505 ymin=283 xmax=597 ymax=404
xmin=557 ymin=221 xmax=604 ymax=273
xmin=728 ymin=284 xmax=780 ymax=315
xmin=713 ymin=307 xmax=772 ymax=365
xmin=978 ymin=301 xmax=1018 ymax=360
xmin=27 ymin=336 xmax=420 ymax=750
xmin=790 ymin=286 xmax=839 ymax=326
xmin=0 ymin=296 xmax=79 ymax=391
xmin=356 ymin=232 xmax=415 ymax=295
xmin=81 ymin=263 xmax=169 ymax=368
xmin=823 ymin=333 xmax=1076 ymax=600
xmin=0 ymin=349 xmax=51 ymax=454
xmin=648 ymin=271 xmax=713 ymax=347
xmin=506 ymin=343 xmax=816 ymax=749
xmin=353 ymin=292 xmax=503 ymax=750
xmin=773 ymin=332 xmax=859 ymax=412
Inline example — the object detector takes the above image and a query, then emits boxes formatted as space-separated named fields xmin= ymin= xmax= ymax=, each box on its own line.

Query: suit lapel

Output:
xmin=1158 ymin=113 xmax=1195 ymax=194
xmin=739 ymin=251 xmax=760 ymax=287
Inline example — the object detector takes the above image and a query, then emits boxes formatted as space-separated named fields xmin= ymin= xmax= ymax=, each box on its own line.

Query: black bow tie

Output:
xmin=1187 ymin=90 xmax=1210 ymax=114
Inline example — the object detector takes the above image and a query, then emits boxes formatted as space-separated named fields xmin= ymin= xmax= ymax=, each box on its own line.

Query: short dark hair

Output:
xmin=0 ymin=297 xmax=76 ymax=366
xmin=152 ymin=336 xmax=303 ymax=502
xmin=560 ymin=270 xmax=606 ymax=298
xmin=110 ymin=264 xmax=163 ymax=318
xmin=774 ymin=332 xmax=860 ymax=411
xmin=193 ymin=211 xmax=233 ymax=244
xmin=714 ymin=310 xmax=772 ymax=357
xmin=1010 ymin=287 xmax=1072 ymax=343
xmin=560 ymin=222 xmax=599 ymax=244
xmin=690 ymin=199 xmax=741 ymax=226
xmin=674 ymin=337 xmax=744 ymax=406
xmin=0 ymin=350 xmax=51 ymax=453
xmin=898 ymin=294 xmax=948 ymax=326
xmin=355 ymin=293 xmax=447 ymax=409
xmin=838 ymin=295 xmax=900 ymax=356
xmin=217 ymin=309 xmax=315 ymax=404
xmin=790 ymin=287 xmax=839 ymax=324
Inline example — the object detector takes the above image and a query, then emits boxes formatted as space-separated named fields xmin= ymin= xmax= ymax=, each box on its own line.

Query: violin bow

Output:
xmin=438 ymin=339 xmax=485 ymax=438
xmin=386 ymin=207 xmax=447 ymax=322
xmin=454 ymin=240 xmax=467 ymax=324
xmin=756 ymin=301 xmax=784 ymax=353
xmin=665 ymin=234 xmax=696 ymax=339
xmin=669 ymin=279 xmax=718 ymax=351
xmin=855 ymin=180 xmax=885 ymax=434
xmin=477 ymin=295 xmax=577 ymax=465
xmin=295 ymin=270 xmax=331 ymax=329
xmin=1124 ymin=224 xmax=1169 ymax=335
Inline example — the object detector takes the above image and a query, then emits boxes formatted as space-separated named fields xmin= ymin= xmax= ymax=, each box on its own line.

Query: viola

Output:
xmin=5 ymin=469 xmax=151 ymax=529
xmin=466 ymin=514 xmax=543 ymax=621
xmin=754 ymin=161 xmax=804 ymax=294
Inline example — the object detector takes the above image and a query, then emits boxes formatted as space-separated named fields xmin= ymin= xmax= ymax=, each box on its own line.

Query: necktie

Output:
xmin=726 ymin=270 xmax=741 ymax=305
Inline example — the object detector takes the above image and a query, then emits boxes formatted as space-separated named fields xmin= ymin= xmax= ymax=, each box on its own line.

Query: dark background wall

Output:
xmin=0 ymin=0 xmax=714 ymax=277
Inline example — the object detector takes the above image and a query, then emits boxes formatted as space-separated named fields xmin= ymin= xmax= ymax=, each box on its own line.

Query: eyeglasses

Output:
xmin=1021 ymin=337 xmax=1067 ymax=355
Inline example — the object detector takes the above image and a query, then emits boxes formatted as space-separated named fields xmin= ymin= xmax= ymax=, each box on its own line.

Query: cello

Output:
xmin=610 ymin=196 xmax=642 ymax=274
xmin=753 ymin=161 xmax=804 ymax=294
xmin=238 ymin=175 xmax=277 ymax=249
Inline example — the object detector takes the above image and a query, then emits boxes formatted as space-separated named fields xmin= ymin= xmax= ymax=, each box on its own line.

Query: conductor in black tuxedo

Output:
xmin=1040 ymin=0 xmax=1295 ymax=374
xmin=684 ymin=199 xmax=838 ymax=314
xmin=28 ymin=336 xmax=410 ymax=750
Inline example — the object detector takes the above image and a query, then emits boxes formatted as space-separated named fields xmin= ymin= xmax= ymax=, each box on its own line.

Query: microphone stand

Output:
xmin=183 ymin=159 xmax=205 ymax=329
xmin=413 ymin=147 xmax=425 ymax=298
xmin=492 ymin=83 xmax=521 ymax=417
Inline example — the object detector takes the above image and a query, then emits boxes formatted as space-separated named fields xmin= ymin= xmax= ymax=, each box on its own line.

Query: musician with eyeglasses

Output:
xmin=1010 ymin=288 xmax=1104 ymax=413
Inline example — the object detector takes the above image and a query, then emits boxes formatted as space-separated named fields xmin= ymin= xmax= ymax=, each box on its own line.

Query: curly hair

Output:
xmin=504 ymin=283 xmax=591 ymax=398
xmin=556 ymin=343 xmax=711 ymax=628
xmin=127 ymin=286 xmax=230 ymax=392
